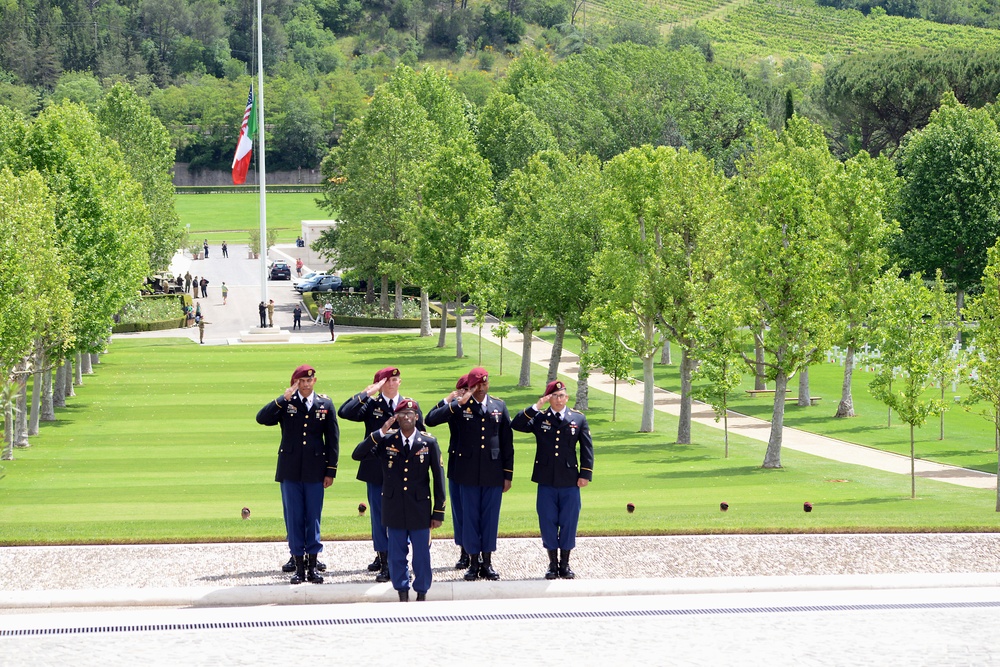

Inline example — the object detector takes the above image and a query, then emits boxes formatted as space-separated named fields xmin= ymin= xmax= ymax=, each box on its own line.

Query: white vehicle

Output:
xmin=292 ymin=270 xmax=327 ymax=288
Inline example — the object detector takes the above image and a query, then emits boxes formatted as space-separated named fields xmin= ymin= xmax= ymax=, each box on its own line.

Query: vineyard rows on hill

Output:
xmin=584 ymin=0 xmax=734 ymax=25
xmin=697 ymin=0 xmax=1000 ymax=61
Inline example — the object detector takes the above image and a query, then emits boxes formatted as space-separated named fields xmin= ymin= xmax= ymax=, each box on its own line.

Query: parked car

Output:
xmin=292 ymin=270 xmax=326 ymax=289
xmin=296 ymin=274 xmax=343 ymax=293
xmin=269 ymin=260 xmax=291 ymax=280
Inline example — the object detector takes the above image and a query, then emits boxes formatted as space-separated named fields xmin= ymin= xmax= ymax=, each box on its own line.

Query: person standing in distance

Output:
xmin=258 ymin=301 xmax=267 ymax=328
xmin=353 ymin=399 xmax=444 ymax=602
xmin=511 ymin=380 xmax=593 ymax=579
xmin=256 ymin=365 xmax=339 ymax=585
xmin=426 ymin=367 xmax=512 ymax=581
xmin=338 ymin=367 xmax=425 ymax=582
xmin=292 ymin=304 xmax=302 ymax=330
xmin=222 ymin=241 xmax=228 ymax=258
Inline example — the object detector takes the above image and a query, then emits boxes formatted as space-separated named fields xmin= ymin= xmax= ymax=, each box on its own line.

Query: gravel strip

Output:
xmin=3 ymin=534 xmax=1000 ymax=593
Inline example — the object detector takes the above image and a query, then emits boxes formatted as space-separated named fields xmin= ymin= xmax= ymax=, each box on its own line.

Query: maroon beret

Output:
xmin=544 ymin=380 xmax=566 ymax=396
xmin=291 ymin=365 xmax=316 ymax=384
xmin=374 ymin=367 xmax=400 ymax=383
xmin=395 ymin=398 xmax=419 ymax=414
xmin=456 ymin=374 xmax=469 ymax=390
xmin=467 ymin=367 xmax=489 ymax=386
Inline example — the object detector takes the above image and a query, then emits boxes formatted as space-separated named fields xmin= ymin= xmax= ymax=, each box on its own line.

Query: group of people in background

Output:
xmin=257 ymin=363 xmax=594 ymax=602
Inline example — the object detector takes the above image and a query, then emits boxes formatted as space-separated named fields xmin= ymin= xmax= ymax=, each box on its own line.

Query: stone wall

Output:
xmin=173 ymin=163 xmax=323 ymax=187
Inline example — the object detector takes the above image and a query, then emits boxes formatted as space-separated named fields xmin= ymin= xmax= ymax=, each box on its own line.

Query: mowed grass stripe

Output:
xmin=2 ymin=335 xmax=999 ymax=545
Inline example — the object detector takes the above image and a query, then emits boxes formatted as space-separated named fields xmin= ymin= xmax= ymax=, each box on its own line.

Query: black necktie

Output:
xmin=402 ymin=437 xmax=411 ymax=456
xmin=552 ymin=410 xmax=561 ymax=424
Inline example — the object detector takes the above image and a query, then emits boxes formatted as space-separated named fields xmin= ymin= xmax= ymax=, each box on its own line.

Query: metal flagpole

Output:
xmin=256 ymin=0 xmax=268 ymax=316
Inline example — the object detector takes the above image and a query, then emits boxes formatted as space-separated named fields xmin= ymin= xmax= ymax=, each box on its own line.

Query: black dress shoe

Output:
xmin=367 ymin=554 xmax=382 ymax=572
xmin=455 ymin=549 xmax=470 ymax=570
xmin=416 ymin=592 xmax=426 ymax=601
xmin=398 ymin=589 xmax=409 ymax=602
xmin=479 ymin=552 xmax=500 ymax=581
xmin=282 ymin=556 xmax=296 ymax=573
xmin=558 ymin=549 xmax=575 ymax=579
xmin=316 ymin=559 xmax=327 ymax=572
xmin=463 ymin=554 xmax=481 ymax=581
xmin=545 ymin=549 xmax=559 ymax=580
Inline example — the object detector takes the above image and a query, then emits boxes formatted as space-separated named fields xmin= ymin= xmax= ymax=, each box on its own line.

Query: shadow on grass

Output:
xmin=648 ymin=465 xmax=771 ymax=479
xmin=819 ymin=496 xmax=910 ymax=507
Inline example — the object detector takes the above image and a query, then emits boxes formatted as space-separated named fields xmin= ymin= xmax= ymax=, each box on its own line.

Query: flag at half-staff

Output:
xmin=232 ymin=85 xmax=257 ymax=185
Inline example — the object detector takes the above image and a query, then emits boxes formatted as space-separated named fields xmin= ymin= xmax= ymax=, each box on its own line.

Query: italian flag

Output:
xmin=232 ymin=85 xmax=257 ymax=185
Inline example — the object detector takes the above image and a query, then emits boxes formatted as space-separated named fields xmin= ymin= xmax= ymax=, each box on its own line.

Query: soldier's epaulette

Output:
xmin=317 ymin=393 xmax=329 ymax=399
xmin=420 ymin=430 xmax=432 ymax=437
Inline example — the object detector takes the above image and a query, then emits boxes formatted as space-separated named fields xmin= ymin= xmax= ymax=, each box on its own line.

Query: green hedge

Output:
xmin=301 ymin=292 xmax=454 ymax=328
xmin=112 ymin=317 xmax=187 ymax=333
xmin=112 ymin=294 xmax=190 ymax=334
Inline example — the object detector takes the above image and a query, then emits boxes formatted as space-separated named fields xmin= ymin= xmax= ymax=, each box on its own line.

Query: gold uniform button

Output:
xmin=555 ymin=445 xmax=559 ymax=449
xmin=556 ymin=438 xmax=560 ymax=442
xmin=481 ymin=445 xmax=485 ymax=449
xmin=403 ymin=486 xmax=408 ymax=490
xmin=404 ymin=468 xmax=409 ymax=472
xmin=555 ymin=453 xmax=560 ymax=457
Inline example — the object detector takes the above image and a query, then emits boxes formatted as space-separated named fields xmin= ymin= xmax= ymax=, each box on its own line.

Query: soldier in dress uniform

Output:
xmin=256 ymin=364 xmax=339 ymax=585
xmin=429 ymin=374 xmax=471 ymax=569
xmin=426 ymin=367 xmax=512 ymax=581
xmin=338 ymin=367 xmax=425 ymax=582
xmin=353 ymin=399 xmax=445 ymax=602
xmin=511 ymin=380 xmax=593 ymax=579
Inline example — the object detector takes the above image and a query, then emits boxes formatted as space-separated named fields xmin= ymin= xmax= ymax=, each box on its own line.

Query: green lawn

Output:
xmin=536 ymin=331 xmax=1000 ymax=474
xmin=174 ymin=193 xmax=330 ymax=244
xmin=2 ymin=334 xmax=999 ymax=546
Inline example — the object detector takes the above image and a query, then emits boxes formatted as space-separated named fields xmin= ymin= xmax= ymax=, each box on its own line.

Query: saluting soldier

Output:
xmin=338 ymin=367 xmax=425 ymax=582
xmin=353 ymin=399 xmax=445 ymax=602
xmin=426 ymin=367 xmax=512 ymax=581
xmin=511 ymin=380 xmax=593 ymax=579
xmin=430 ymin=374 xmax=471 ymax=570
xmin=256 ymin=365 xmax=339 ymax=585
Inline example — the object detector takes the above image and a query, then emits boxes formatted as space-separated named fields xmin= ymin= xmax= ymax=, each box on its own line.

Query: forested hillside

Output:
xmin=3 ymin=0 xmax=1000 ymax=169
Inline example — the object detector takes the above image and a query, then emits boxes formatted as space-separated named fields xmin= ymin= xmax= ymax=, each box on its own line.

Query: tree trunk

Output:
xmin=29 ymin=362 xmax=42 ymax=435
xmin=754 ymin=329 xmax=766 ymax=390
xmin=66 ymin=357 xmax=76 ymax=397
xmin=14 ymin=373 xmax=28 ymax=448
xmin=455 ymin=302 xmax=465 ymax=359
xmin=940 ymin=384 xmax=945 ymax=440
xmin=365 ymin=274 xmax=376 ymax=304
xmin=2 ymin=399 xmax=12 ymax=461
xmin=394 ymin=282 xmax=403 ymax=319
xmin=437 ymin=301 xmax=448 ymax=348
xmin=54 ymin=363 xmax=67 ymax=408
xmin=762 ymin=370 xmax=787 ymax=468
xmin=723 ymin=396 xmax=729 ymax=459
xmin=574 ymin=336 xmax=590 ymax=412
xmin=677 ymin=347 xmax=693 ymax=444
xmin=379 ymin=276 xmax=389 ymax=314
xmin=41 ymin=363 xmax=55 ymax=422
xmin=956 ymin=288 xmax=964 ymax=344
xmin=995 ymin=416 xmax=999 ymax=512
xmin=910 ymin=423 xmax=916 ymax=500
xmin=797 ymin=366 xmax=810 ymax=407
xmin=612 ymin=378 xmax=618 ymax=422
xmin=91 ymin=352 xmax=100 ymax=366
xmin=887 ymin=378 xmax=892 ymax=427
xmin=419 ymin=290 xmax=432 ymax=337
xmin=81 ymin=352 xmax=93 ymax=375
xmin=835 ymin=344 xmax=855 ymax=418
xmin=660 ymin=338 xmax=671 ymax=365
xmin=640 ymin=353 xmax=655 ymax=433
xmin=74 ymin=353 xmax=83 ymax=386
xmin=518 ymin=320 xmax=533 ymax=388
xmin=547 ymin=317 xmax=566 ymax=384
